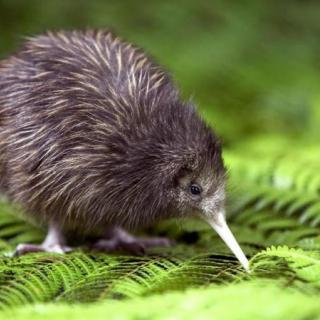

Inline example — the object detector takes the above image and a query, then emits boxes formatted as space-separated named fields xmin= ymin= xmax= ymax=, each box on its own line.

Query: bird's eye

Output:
xmin=190 ymin=184 xmax=201 ymax=195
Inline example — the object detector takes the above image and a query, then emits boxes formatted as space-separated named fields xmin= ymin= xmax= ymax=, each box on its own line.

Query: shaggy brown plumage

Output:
xmin=0 ymin=31 xmax=233 ymax=259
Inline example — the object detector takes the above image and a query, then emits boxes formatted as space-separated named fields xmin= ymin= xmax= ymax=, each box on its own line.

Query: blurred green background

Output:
xmin=1 ymin=0 xmax=319 ymax=144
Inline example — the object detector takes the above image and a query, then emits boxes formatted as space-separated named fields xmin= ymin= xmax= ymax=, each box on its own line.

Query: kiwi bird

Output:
xmin=0 ymin=30 xmax=249 ymax=270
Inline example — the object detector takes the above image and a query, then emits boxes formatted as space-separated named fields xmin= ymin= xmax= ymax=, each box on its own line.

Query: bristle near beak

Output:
xmin=206 ymin=210 xmax=250 ymax=272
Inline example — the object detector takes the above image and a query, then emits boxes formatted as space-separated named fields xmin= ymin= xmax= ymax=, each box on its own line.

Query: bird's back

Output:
xmin=0 ymin=30 xmax=181 ymax=230
xmin=0 ymin=30 xmax=178 ymax=128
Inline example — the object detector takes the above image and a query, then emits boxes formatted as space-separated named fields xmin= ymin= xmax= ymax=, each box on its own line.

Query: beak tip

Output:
xmin=207 ymin=213 xmax=250 ymax=272
xmin=241 ymin=259 xmax=251 ymax=273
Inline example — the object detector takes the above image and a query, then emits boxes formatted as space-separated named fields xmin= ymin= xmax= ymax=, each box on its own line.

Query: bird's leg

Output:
xmin=93 ymin=227 xmax=172 ymax=255
xmin=14 ymin=224 xmax=72 ymax=256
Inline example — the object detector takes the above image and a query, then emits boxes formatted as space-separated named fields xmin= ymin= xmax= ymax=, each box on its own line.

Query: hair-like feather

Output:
xmin=0 ymin=30 xmax=224 ymax=233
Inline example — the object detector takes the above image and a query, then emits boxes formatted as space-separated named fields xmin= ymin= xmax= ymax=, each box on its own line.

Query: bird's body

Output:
xmin=0 ymin=30 xmax=249 ymax=270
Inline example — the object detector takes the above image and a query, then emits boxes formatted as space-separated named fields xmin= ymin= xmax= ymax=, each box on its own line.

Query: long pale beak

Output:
xmin=206 ymin=211 xmax=250 ymax=272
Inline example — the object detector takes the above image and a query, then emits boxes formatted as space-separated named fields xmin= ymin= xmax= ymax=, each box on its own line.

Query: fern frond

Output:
xmin=226 ymin=146 xmax=320 ymax=229
xmin=0 ymin=253 xmax=105 ymax=308
xmin=0 ymin=252 xmax=244 ymax=307
xmin=251 ymin=246 xmax=320 ymax=293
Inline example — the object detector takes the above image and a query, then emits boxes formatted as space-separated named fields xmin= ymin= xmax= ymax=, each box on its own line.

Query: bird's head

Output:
xmin=167 ymin=143 xmax=249 ymax=271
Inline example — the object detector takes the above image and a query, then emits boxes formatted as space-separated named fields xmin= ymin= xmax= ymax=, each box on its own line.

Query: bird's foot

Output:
xmin=93 ymin=228 xmax=172 ymax=255
xmin=14 ymin=223 xmax=71 ymax=256
xmin=14 ymin=243 xmax=72 ymax=256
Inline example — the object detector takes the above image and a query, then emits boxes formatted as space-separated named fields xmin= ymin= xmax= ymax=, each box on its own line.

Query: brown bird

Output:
xmin=0 ymin=30 xmax=249 ymax=270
